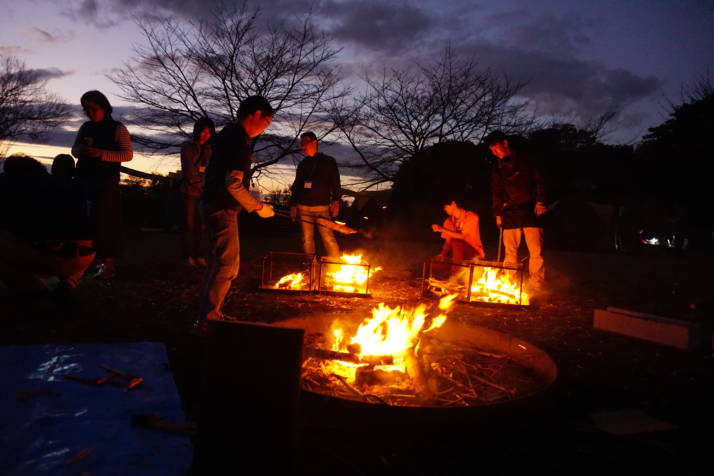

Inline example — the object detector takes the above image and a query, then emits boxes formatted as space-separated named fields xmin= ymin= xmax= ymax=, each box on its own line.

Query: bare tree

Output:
xmin=110 ymin=3 xmax=347 ymax=175
xmin=329 ymin=49 xmax=532 ymax=187
xmin=0 ymin=55 xmax=68 ymax=154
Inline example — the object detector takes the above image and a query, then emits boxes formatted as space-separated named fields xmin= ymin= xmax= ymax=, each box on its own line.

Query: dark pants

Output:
xmin=182 ymin=193 xmax=204 ymax=258
xmin=199 ymin=208 xmax=239 ymax=320
xmin=82 ymin=182 xmax=123 ymax=260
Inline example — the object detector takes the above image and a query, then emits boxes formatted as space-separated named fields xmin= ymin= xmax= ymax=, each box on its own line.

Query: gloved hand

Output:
xmin=495 ymin=216 xmax=502 ymax=227
xmin=534 ymin=203 xmax=547 ymax=216
xmin=256 ymin=203 xmax=275 ymax=218
xmin=330 ymin=200 xmax=340 ymax=217
xmin=290 ymin=206 xmax=298 ymax=222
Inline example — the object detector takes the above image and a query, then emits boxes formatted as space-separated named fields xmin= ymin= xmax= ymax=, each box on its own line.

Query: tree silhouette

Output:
xmin=0 ymin=55 xmax=67 ymax=155
xmin=110 ymin=3 xmax=347 ymax=174
xmin=329 ymin=48 xmax=532 ymax=188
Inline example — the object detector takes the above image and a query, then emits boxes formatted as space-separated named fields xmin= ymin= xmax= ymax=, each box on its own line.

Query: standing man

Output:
xmin=289 ymin=132 xmax=342 ymax=258
xmin=193 ymin=96 xmax=275 ymax=333
xmin=484 ymin=131 xmax=547 ymax=287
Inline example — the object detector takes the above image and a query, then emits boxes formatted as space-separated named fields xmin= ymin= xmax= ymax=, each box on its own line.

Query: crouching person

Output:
xmin=431 ymin=200 xmax=486 ymax=274
xmin=0 ymin=155 xmax=95 ymax=298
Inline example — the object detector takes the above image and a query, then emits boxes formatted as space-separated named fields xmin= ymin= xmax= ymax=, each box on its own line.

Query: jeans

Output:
xmin=503 ymin=227 xmax=544 ymax=283
xmin=298 ymin=205 xmax=340 ymax=258
xmin=199 ymin=208 xmax=239 ymax=320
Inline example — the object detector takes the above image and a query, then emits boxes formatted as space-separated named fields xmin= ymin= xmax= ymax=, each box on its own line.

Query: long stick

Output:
xmin=273 ymin=210 xmax=373 ymax=239
xmin=496 ymin=226 xmax=504 ymax=262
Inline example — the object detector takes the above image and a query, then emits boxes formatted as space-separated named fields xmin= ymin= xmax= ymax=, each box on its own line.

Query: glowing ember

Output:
xmin=321 ymin=294 xmax=457 ymax=385
xmin=323 ymin=254 xmax=381 ymax=294
xmin=274 ymin=272 xmax=309 ymax=290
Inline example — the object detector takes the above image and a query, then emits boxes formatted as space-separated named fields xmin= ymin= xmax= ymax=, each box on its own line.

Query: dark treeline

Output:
xmin=385 ymin=89 xmax=714 ymax=254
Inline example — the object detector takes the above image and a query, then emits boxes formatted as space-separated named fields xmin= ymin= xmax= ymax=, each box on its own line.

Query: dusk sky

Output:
xmin=2 ymin=0 xmax=713 ymax=184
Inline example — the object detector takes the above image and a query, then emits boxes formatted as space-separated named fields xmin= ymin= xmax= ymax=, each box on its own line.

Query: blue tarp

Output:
xmin=0 ymin=342 xmax=192 ymax=475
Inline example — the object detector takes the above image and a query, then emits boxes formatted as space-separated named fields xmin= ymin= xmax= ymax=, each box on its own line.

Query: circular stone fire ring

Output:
xmin=275 ymin=313 xmax=558 ymax=429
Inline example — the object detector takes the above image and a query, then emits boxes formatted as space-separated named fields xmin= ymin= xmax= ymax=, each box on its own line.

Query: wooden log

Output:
xmin=405 ymin=348 xmax=432 ymax=399
xmin=303 ymin=346 xmax=393 ymax=365
xmin=303 ymin=347 xmax=360 ymax=363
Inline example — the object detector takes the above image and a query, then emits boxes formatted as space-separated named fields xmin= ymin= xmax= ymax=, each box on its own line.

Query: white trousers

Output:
xmin=503 ymin=227 xmax=544 ymax=283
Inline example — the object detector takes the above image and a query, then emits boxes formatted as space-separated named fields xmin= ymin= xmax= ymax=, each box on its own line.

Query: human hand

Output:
xmin=290 ymin=206 xmax=298 ymax=222
xmin=495 ymin=216 xmax=502 ymax=227
xmin=433 ymin=253 xmax=445 ymax=262
xmin=330 ymin=200 xmax=340 ymax=217
xmin=535 ymin=203 xmax=547 ymax=216
xmin=84 ymin=147 xmax=103 ymax=159
xmin=256 ymin=203 xmax=275 ymax=218
xmin=431 ymin=224 xmax=442 ymax=233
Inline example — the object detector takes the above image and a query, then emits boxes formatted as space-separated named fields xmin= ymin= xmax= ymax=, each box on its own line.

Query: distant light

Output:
xmin=362 ymin=216 xmax=369 ymax=220
xmin=381 ymin=205 xmax=387 ymax=209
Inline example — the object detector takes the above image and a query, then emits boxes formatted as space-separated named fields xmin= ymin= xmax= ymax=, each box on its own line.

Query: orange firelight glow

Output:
xmin=274 ymin=272 xmax=309 ymax=290
xmin=321 ymin=294 xmax=457 ymax=383
xmin=324 ymin=254 xmax=381 ymax=294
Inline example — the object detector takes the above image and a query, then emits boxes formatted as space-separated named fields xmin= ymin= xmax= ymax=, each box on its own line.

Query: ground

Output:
xmin=2 ymin=219 xmax=713 ymax=475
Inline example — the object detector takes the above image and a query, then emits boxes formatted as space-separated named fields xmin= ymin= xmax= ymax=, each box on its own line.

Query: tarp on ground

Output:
xmin=0 ymin=342 xmax=192 ymax=476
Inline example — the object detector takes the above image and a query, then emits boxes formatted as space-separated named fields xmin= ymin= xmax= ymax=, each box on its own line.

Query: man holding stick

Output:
xmin=289 ymin=132 xmax=342 ymax=258
xmin=484 ymin=130 xmax=547 ymax=288
xmin=193 ymin=96 xmax=275 ymax=333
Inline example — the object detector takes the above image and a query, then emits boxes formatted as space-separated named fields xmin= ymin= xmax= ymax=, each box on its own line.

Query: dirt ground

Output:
xmin=2 ymin=221 xmax=713 ymax=475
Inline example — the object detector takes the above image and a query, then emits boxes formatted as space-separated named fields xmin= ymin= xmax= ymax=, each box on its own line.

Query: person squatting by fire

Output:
xmin=431 ymin=200 xmax=486 ymax=268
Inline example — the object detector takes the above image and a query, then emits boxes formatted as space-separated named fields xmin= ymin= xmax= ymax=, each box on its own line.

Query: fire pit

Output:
xmin=275 ymin=297 xmax=556 ymax=428
xmin=422 ymin=257 xmax=529 ymax=306
xmin=259 ymin=251 xmax=317 ymax=292
xmin=317 ymin=254 xmax=380 ymax=297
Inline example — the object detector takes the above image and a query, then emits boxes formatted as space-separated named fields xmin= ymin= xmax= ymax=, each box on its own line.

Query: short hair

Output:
xmin=81 ymin=90 xmax=113 ymax=116
xmin=51 ymin=154 xmax=75 ymax=176
xmin=237 ymin=95 xmax=274 ymax=119
xmin=192 ymin=117 xmax=216 ymax=142
xmin=2 ymin=154 xmax=48 ymax=177
xmin=483 ymin=130 xmax=508 ymax=146
xmin=300 ymin=131 xmax=317 ymax=142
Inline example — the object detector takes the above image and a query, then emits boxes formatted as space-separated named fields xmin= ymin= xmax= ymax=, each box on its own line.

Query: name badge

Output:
xmin=304 ymin=181 xmax=313 ymax=189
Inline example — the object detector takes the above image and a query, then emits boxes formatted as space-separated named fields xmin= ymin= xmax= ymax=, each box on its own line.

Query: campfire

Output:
xmin=260 ymin=252 xmax=317 ymax=292
xmin=423 ymin=258 xmax=529 ymax=306
xmin=318 ymin=254 xmax=381 ymax=296
xmin=298 ymin=293 xmax=551 ymax=407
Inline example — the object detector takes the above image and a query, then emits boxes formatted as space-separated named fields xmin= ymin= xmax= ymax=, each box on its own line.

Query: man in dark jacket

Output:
xmin=289 ymin=132 xmax=342 ymax=258
xmin=485 ymin=131 xmax=547 ymax=287
xmin=194 ymin=96 xmax=275 ymax=332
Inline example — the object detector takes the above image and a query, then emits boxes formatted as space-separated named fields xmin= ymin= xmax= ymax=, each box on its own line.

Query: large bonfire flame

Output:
xmin=316 ymin=294 xmax=457 ymax=394
xmin=429 ymin=265 xmax=529 ymax=305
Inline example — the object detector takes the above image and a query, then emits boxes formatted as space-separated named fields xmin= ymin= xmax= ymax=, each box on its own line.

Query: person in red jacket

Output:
xmin=432 ymin=200 xmax=486 ymax=272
